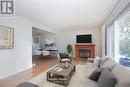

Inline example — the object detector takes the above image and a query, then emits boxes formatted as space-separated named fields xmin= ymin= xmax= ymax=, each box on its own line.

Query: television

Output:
xmin=76 ymin=34 xmax=92 ymax=43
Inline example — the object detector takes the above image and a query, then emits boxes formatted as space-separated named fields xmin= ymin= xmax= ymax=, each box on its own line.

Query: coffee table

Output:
xmin=47 ymin=63 xmax=76 ymax=86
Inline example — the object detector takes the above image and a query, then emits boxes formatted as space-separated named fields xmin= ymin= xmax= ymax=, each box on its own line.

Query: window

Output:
xmin=107 ymin=9 xmax=130 ymax=67
xmin=117 ymin=10 xmax=130 ymax=67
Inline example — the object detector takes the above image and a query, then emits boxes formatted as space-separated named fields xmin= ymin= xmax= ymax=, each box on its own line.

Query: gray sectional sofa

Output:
xmin=78 ymin=57 xmax=130 ymax=87
xmin=93 ymin=57 xmax=130 ymax=87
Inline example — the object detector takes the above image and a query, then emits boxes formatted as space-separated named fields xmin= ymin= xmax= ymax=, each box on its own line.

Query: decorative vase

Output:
xmin=65 ymin=62 xmax=69 ymax=69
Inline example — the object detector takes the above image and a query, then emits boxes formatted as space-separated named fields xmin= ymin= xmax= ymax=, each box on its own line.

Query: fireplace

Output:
xmin=79 ymin=49 xmax=90 ymax=58
xmin=75 ymin=43 xmax=95 ymax=63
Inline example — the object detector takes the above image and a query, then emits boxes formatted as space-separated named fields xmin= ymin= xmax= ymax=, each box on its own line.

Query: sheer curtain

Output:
xmin=106 ymin=23 xmax=115 ymax=59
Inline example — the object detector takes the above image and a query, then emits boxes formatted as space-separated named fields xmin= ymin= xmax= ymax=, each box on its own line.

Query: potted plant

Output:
xmin=66 ymin=44 xmax=73 ymax=54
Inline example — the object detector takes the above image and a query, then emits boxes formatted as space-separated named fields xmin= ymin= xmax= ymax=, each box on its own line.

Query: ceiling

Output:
xmin=16 ymin=0 xmax=119 ymax=30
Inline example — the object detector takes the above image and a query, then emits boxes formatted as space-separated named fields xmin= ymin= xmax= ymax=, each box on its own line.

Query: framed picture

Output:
xmin=0 ymin=25 xmax=14 ymax=48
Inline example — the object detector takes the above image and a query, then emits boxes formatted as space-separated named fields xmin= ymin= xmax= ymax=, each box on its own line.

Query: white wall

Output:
xmin=42 ymin=28 xmax=102 ymax=57
xmin=0 ymin=15 xmax=55 ymax=79
xmin=0 ymin=16 xmax=32 ymax=79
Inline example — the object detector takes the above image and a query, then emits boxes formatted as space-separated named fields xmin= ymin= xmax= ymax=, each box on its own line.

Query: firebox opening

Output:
xmin=79 ymin=49 xmax=90 ymax=58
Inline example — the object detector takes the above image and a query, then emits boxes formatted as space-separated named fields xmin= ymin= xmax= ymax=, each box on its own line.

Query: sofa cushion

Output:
xmin=88 ymin=68 xmax=101 ymax=81
xmin=99 ymin=56 xmax=109 ymax=68
xmin=94 ymin=56 xmax=101 ymax=67
xmin=112 ymin=64 xmax=130 ymax=87
xmin=101 ymin=58 xmax=117 ymax=71
xmin=16 ymin=82 xmax=39 ymax=87
xmin=98 ymin=68 xmax=116 ymax=87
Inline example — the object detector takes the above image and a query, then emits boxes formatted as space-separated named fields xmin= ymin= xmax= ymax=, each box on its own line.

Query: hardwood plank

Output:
xmin=0 ymin=57 xmax=58 ymax=87
xmin=0 ymin=57 xmax=86 ymax=87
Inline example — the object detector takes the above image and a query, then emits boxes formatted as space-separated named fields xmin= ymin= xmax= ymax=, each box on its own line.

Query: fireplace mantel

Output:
xmin=75 ymin=43 xmax=95 ymax=46
xmin=75 ymin=43 xmax=95 ymax=63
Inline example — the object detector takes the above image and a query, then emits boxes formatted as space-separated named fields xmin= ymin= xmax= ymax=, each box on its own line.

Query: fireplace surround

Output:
xmin=75 ymin=43 xmax=95 ymax=63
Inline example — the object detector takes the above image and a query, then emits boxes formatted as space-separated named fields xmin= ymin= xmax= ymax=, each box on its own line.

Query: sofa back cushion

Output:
xmin=112 ymin=64 xmax=130 ymax=87
xmin=99 ymin=56 xmax=109 ymax=68
xmin=94 ymin=56 xmax=101 ymax=67
xmin=98 ymin=68 xmax=116 ymax=87
xmin=101 ymin=58 xmax=117 ymax=71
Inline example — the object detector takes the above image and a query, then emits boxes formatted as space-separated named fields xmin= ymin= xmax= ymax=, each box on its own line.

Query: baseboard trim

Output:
xmin=0 ymin=65 xmax=32 ymax=79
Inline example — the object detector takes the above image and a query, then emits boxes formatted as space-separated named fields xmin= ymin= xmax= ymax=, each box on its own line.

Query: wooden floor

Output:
xmin=0 ymin=57 xmax=86 ymax=87
xmin=75 ymin=58 xmax=87 ymax=64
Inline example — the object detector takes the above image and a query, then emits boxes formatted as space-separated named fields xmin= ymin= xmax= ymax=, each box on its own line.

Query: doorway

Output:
xmin=32 ymin=27 xmax=58 ymax=66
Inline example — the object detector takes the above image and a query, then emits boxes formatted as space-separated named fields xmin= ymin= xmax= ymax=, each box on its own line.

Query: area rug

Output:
xmin=29 ymin=64 xmax=97 ymax=87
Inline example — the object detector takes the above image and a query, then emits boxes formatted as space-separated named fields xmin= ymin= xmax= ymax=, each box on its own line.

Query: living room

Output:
xmin=0 ymin=0 xmax=130 ymax=87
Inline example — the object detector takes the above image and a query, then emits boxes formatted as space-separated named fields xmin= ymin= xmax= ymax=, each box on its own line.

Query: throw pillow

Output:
xmin=101 ymin=58 xmax=117 ymax=71
xmin=59 ymin=53 xmax=68 ymax=59
xmin=98 ymin=68 xmax=116 ymax=87
xmin=88 ymin=69 xmax=102 ymax=81
xmin=94 ymin=56 xmax=101 ymax=67
xmin=99 ymin=56 xmax=109 ymax=68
